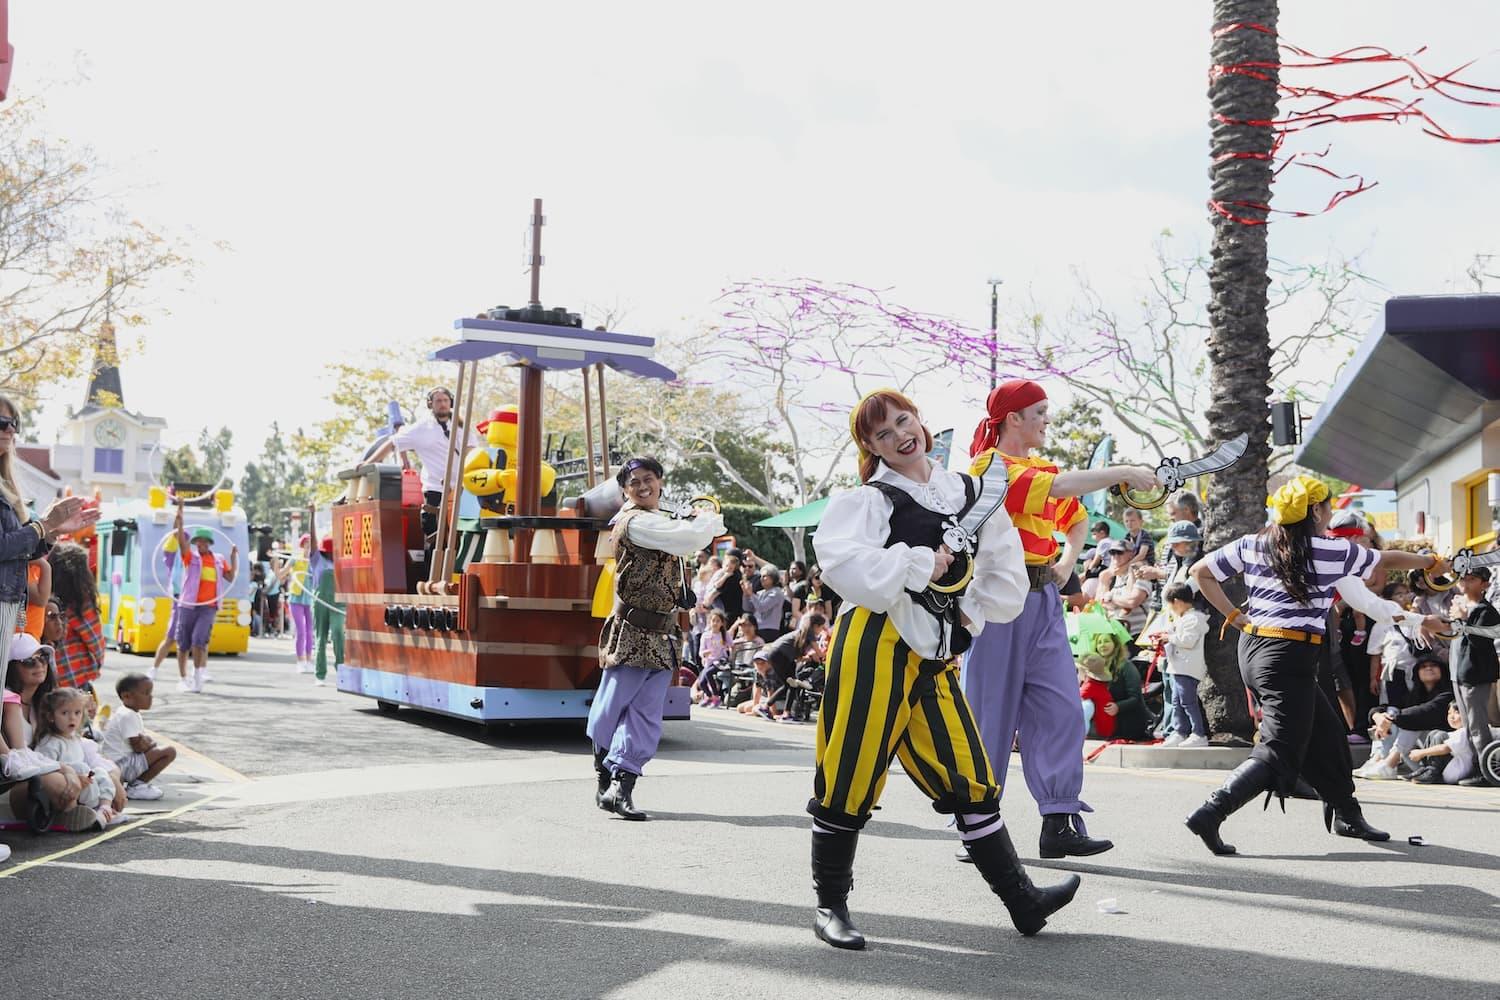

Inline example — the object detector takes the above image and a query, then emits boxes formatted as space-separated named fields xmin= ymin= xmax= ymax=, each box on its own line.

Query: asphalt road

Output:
xmin=4 ymin=637 xmax=1498 ymax=1000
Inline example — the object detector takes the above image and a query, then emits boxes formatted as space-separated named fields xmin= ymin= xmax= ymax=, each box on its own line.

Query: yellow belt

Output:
xmin=1242 ymin=624 xmax=1323 ymax=645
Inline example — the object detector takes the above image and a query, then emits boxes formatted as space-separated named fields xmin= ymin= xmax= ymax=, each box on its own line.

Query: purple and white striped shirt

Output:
xmin=1205 ymin=535 xmax=1379 ymax=634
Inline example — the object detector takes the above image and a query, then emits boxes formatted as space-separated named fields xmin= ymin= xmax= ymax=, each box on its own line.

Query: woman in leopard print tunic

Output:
xmin=588 ymin=457 xmax=725 ymax=820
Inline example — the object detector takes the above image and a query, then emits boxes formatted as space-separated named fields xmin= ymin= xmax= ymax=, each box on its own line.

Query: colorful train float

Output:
xmin=93 ymin=486 xmax=253 ymax=656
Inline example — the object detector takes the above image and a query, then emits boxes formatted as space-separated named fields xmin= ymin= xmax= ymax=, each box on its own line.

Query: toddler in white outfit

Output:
xmin=32 ymin=687 xmax=121 ymax=827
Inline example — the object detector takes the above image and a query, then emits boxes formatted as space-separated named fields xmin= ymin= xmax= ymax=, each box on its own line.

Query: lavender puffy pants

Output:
xmin=962 ymin=584 xmax=1089 ymax=816
xmin=586 ymin=664 xmax=671 ymax=777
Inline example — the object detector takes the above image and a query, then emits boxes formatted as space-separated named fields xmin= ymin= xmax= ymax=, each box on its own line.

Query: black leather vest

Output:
xmin=865 ymin=476 xmax=980 ymax=656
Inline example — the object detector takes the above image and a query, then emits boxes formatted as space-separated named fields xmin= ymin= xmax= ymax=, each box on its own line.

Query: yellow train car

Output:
xmin=96 ymin=489 xmax=252 ymax=656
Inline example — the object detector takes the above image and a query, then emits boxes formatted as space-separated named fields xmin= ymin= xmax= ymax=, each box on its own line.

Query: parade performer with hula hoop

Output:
xmin=589 ymin=456 xmax=724 ymax=821
xmin=1186 ymin=475 xmax=1447 ymax=856
xmin=962 ymin=380 xmax=1158 ymax=859
xmin=807 ymin=388 xmax=1081 ymax=951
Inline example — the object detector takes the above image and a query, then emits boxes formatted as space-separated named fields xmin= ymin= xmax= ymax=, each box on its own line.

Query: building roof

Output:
xmin=16 ymin=445 xmax=55 ymax=479
xmin=70 ymin=403 xmax=167 ymax=427
xmin=1296 ymin=294 xmax=1500 ymax=488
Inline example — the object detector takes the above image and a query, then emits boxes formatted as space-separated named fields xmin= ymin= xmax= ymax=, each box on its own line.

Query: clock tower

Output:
xmin=50 ymin=320 xmax=167 ymax=501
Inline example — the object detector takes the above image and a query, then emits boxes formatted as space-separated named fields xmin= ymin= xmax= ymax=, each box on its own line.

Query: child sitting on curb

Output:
xmin=1408 ymin=702 xmax=1479 ymax=784
xmin=32 ymin=687 xmax=122 ymax=831
xmin=99 ymin=673 xmax=177 ymax=800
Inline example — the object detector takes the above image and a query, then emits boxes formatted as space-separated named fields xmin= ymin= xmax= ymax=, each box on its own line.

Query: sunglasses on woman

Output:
xmin=0 ymin=416 xmax=20 ymax=433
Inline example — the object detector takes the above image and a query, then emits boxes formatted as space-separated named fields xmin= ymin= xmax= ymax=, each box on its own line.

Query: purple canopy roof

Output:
xmin=432 ymin=317 xmax=676 ymax=381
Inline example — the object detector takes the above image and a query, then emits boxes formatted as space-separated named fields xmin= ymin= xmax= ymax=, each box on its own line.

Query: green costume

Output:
xmin=312 ymin=551 xmax=345 ymax=681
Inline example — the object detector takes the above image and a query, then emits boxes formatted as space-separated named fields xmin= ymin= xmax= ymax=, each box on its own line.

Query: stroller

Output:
xmin=721 ymin=640 xmax=761 ymax=709
xmin=778 ymin=658 xmax=826 ymax=723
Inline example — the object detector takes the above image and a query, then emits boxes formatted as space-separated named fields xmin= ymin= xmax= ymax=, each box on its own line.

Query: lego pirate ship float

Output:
xmin=331 ymin=200 xmax=691 ymax=724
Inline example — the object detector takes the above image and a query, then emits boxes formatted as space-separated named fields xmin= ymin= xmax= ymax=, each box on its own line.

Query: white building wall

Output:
xmin=1398 ymin=415 xmax=1500 ymax=550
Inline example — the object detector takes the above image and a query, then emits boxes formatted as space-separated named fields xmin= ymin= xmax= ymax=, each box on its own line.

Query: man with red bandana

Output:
xmin=961 ymin=380 xmax=1157 ymax=860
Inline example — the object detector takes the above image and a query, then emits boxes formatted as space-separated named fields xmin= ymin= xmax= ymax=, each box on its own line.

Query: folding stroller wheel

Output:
xmin=1480 ymin=739 xmax=1500 ymax=786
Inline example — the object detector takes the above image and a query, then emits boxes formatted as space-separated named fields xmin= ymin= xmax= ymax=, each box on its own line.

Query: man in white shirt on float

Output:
xmin=371 ymin=386 xmax=465 ymax=541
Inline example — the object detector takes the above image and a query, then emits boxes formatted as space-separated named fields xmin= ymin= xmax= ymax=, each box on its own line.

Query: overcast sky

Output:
xmin=12 ymin=2 xmax=1500 ymax=473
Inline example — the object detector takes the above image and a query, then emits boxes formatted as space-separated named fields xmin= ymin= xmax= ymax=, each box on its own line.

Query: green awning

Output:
xmin=753 ymin=497 xmax=830 ymax=529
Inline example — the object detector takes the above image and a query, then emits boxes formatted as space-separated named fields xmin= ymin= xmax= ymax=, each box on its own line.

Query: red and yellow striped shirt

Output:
xmin=972 ymin=451 xmax=1085 ymax=566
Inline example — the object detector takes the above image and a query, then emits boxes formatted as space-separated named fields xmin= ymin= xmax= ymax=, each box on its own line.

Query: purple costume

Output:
xmin=957 ymin=443 xmax=1109 ymax=856
xmin=962 ymin=583 xmax=1087 ymax=815
xmin=586 ymin=497 xmax=722 ymax=818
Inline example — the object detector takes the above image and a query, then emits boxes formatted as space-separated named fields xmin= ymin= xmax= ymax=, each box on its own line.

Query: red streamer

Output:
xmin=1208 ymin=22 xmax=1500 ymax=224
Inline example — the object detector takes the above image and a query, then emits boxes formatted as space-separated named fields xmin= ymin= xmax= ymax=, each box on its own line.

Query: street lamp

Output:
xmin=987 ymin=278 xmax=1004 ymax=391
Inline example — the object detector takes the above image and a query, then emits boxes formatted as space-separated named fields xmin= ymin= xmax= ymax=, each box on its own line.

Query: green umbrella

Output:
xmin=753 ymin=497 xmax=830 ymax=529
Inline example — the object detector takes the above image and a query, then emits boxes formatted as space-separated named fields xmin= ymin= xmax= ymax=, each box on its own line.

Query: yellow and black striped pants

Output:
xmin=808 ymin=607 xmax=1001 ymax=830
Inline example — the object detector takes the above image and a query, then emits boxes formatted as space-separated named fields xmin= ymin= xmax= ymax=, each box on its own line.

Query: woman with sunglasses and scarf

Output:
xmin=589 ymin=456 xmax=725 ymax=821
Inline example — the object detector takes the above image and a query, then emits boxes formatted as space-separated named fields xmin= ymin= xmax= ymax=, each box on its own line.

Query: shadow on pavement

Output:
xmin=7 ymin=831 xmax=1497 ymax=1000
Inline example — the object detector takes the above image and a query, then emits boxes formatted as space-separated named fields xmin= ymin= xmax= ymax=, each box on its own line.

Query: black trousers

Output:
xmin=1240 ymin=633 xmax=1355 ymax=803
xmin=422 ymin=489 xmax=442 ymax=539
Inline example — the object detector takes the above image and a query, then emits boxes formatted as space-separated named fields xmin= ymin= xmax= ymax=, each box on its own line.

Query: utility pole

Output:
xmin=987 ymin=278 xmax=1003 ymax=391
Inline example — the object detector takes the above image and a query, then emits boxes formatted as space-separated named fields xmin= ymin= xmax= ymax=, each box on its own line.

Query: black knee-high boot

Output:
xmin=965 ymin=825 xmax=1081 ymax=936
xmin=599 ymin=771 xmax=647 ymax=820
xmin=593 ymin=749 xmax=612 ymax=809
xmin=811 ymin=830 xmax=865 ymax=950
xmin=1185 ymin=757 xmax=1276 ymax=856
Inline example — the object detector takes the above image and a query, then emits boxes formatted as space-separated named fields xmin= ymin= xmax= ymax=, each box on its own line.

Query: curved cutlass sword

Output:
xmin=1111 ymin=433 xmax=1250 ymax=510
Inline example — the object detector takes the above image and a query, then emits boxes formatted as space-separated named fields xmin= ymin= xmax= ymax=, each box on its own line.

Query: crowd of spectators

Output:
xmin=1072 ymin=490 xmax=1500 ymax=787
xmin=685 ymin=547 xmax=838 ymax=722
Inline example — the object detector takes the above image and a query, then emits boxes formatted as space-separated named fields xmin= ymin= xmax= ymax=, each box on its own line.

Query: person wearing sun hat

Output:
xmin=806 ymin=387 xmax=1082 ymax=950
xmin=961 ymin=379 xmax=1159 ymax=861
xmin=172 ymin=496 xmax=238 ymax=693
xmin=1186 ymin=474 xmax=1450 ymax=856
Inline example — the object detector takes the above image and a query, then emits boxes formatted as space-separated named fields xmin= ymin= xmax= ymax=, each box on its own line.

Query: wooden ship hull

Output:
xmin=332 ymin=496 xmax=690 ymax=723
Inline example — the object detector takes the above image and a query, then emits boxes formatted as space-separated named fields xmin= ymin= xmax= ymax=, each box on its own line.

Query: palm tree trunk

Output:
xmin=1201 ymin=1 xmax=1279 ymax=740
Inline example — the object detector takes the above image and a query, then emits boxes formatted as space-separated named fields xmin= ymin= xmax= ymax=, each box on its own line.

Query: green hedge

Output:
xmin=718 ymin=502 xmax=799 ymax=569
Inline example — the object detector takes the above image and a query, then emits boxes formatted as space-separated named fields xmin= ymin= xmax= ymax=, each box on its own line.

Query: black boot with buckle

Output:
xmin=599 ymin=771 xmax=648 ymax=821
xmin=1038 ymin=813 xmax=1113 ymax=858
xmin=966 ymin=826 xmax=1081 ymax=936
xmin=1328 ymin=798 xmax=1389 ymax=842
xmin=811 ymin=829 xmax=865 ymax=950
xmin=1185 ymin=757 xmax=1276 ymax=856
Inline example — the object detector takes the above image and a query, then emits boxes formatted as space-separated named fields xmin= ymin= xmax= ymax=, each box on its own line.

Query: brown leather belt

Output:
xmin=1026 ymin=564 xmax=1055 ymax=592
xmin=618 ymin=603 xmax=676 ymax=633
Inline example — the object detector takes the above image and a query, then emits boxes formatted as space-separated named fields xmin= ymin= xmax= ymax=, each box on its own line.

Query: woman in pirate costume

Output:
xmin=962 ymin=380 xmax=1159 ymax=859
xmin=806 ymin=389 xmax=1080 ymax=950
xmin=589 ymin=456 xmax=725 ymax=821
xmin=1187 ymin=475 xmax=1447 ymax=856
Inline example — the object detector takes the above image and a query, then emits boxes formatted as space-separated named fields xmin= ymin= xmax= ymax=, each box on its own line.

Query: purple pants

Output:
xmin=290 ymin=602 xmax=313 ymax=657
xmin=962 ymin=584 xmax=1088 ymax=816
xmin=586 ymin=664 xmax=671 ymax=776
xmin=175 ymin=603 xmax=218 ymax=651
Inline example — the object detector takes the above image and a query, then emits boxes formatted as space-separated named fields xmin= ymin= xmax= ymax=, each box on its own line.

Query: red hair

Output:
xmin=852 ymin=391 xmax=933 ymax=483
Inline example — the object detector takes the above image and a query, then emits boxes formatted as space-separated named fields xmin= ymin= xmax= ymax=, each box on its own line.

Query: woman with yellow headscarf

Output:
xmin=805 ymin=389 xmax=1079 ymax=951
xmin=1186 ymin=475 xmax=1447 ymax=857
